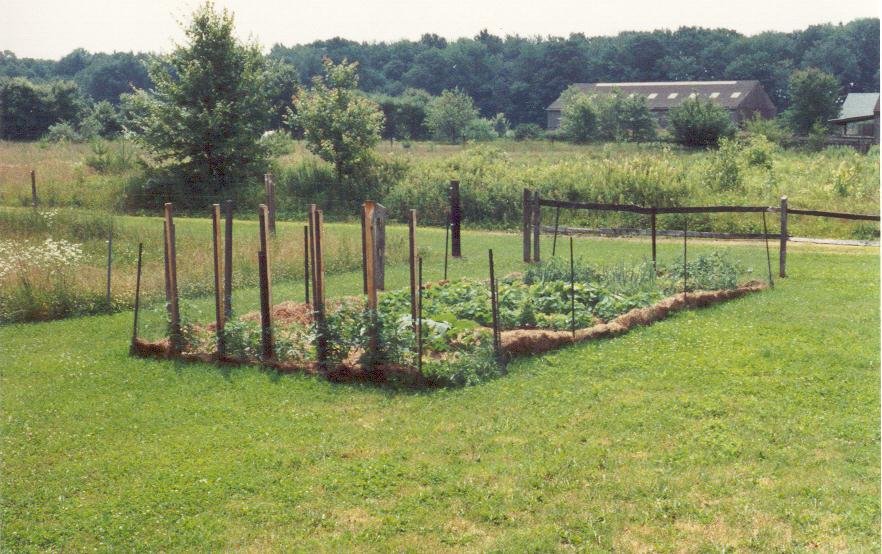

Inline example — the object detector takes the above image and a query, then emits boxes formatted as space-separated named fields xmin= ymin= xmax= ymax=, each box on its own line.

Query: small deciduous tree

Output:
xmin=130 ymin=2 xmax=272 ymax=199
xmin=425 ymin=88 xmax=478 ymax=143
xmin=293 ymin=58 xmax=384 ymax=180
xmin=669 ymin=97 xmax=735 ymax=147
xmin=784 ymin=68 xmax=840 ymax=134
xmin=559 ymin=88 xmax=598 ymax=143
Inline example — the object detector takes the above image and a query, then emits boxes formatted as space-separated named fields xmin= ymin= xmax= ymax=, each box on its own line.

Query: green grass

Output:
xmin=2 ymin=227 xmax=878 ymax=551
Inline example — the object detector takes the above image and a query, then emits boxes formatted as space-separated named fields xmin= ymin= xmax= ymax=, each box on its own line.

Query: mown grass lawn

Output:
xmin=1 ymin=228 xmax=878 ymax=551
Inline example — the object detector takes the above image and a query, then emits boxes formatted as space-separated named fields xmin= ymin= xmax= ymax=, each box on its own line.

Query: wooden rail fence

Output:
xmin=523 ymin=190 xmax=880 ymax=277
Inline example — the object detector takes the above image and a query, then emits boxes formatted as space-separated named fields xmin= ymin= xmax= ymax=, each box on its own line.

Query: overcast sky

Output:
xmin=3 ymin=0 xmax=879 ymax=60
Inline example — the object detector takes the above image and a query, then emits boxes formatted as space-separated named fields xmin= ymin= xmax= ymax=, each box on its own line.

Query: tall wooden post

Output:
xmin=360 ymin=207 xmax=367 ymax=294
xmin=363 ymin=202 xmax=379 ymax=311
xmin=303 ymin=225 xmax=310 ymax=305
xmin=449 ymin=180 xmax=462 ymax=258
xmin=105 ymin=220 xmax=113 ymax=309
xmin=532 ymin=191 xmax=541 ymax=263
xmin=163 ymin=203 xmax=182 ymax=354
xmin=650 ymin=208 xmax=657 ymax=268
xmin=779 ymin=196 xmax=788 ymax=278
xmin=309 ymin=206 xmax=328 ymax=368
xmin=408 ymin=209 xmax=418 ymax=327
xmin=522 ymin=188 xmax=532 ymax=262
xmin=264 ymin=173 xmax=276 ymax=234
xmin=257 ymin=204 xmax=273 ymax=360
xmin=223 ymin=200 xmax=233 ymax=320
xmin=130 ymin=242 xmax=143 ymax=355
xmin=30 ymin=169 xmax=37 ymax=207
xmin=211 ymin=204 xmax=225 ymax=357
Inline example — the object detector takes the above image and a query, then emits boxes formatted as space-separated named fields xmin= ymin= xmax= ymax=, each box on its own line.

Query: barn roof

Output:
xmin=546 ymin=80 xmax=766 ymax=111
xmin=830 ymin=92 xmax=880 ymax=124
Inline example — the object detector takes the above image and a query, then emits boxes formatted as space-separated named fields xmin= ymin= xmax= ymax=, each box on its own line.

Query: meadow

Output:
xmin=1 ymin=227 xmax=878 ymax=550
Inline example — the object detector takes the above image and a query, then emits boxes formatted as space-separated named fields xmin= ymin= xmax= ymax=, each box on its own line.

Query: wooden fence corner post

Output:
xmin=211 ymin=204 xmax=225 ymax=358
xmin=522 ymin=189 xmax=532 ymax=262
xmin=779 ymin=195 xmax=788 ymax=278
xmin=257 ymin=204 xmax=273 ymax=361
xmin=163 ymin=203 xmax=182 ymax=355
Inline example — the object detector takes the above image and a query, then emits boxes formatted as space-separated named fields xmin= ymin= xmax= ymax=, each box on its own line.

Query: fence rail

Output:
xmin=524 ymin=190 xmax=881 ymax=277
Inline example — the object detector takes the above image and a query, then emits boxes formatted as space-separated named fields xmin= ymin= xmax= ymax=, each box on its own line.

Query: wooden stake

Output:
xmin=449 ymin=180 xmax=462 ymax=258
xmin=163 ymin=203 xmax=182 ymax=354
xmin=682 ymin=217 xmax=688 ymax=299
xmin=30 ymin=169 xmax=37 ymax=207
xmin=763 ymin=210 xmax=774 ymax=288
xmin=417 ymin=256 xmax=423 ymax=373
xmin=569 ymin=236 xmax=575 ymax=338
xmin=552 ymin=206 xmax=561 ymax=256
xmin=258 ymin=204 xmax=272 ymax=304
xmin=105 ymin=219 xmax=113 ymax=310
xmin=223 ymin=200 xmax=233 ymax=320
xmin=522 ymin=188 xmax=532 ymax=262
xmin=360 ymin=206 xmax=367 ymax=294
xmin=408 ymin=209 xmax=418 ymax=327
xmin=130 ymin=242 xmax=143 ymax=354
xmin=443 ymin=213 xmax=450 ymax=280
xmin=650 ymin=208 xmax=657 ymax=268
xmin=258 ymin=250 xmax=273 ymax=361
xmin=489 ymin=249 xmax=500 ymax=361
xmin=779 ymin=196 xmax=788 ymax=278
xmin=532 ymin=191 xmax=541 ymax=262
xmin=264 ymin=173 xmax=276 ymax=234
xmin=211 ymin=204 xmax=225 ymax=357
xmin=303 ymin=225 xmax=310 ymax=305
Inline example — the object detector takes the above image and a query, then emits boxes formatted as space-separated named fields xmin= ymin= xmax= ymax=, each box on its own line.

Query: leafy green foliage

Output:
xmin=559 ymin=88 xmax=598 ymax=143
xmin=425 ymin=88 xmax=478 ymax=143
xmin=293 ymin=58 xmax=384 ymax=180
xmin=784 ymin=68 xmax=841 ymax=134
xmin=513 ymin=123 xmax=543 ymax=140
xmin=128 ymin=2 xmax=272 ymax=201
xmin=669 ymin=97 xmax=736 ymax=147
xmin=0 ymin=78 xmax=86 ymax=140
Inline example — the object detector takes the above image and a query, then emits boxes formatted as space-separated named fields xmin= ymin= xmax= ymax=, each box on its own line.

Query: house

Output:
xmin=829 ymin=92 xmax=880 ymax=142
xmin=545 ymin=80 xmax=777 ymax=130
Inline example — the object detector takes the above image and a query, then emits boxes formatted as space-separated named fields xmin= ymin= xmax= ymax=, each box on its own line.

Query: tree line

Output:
xmin=0 ymin=16 xmax=878 ymax=140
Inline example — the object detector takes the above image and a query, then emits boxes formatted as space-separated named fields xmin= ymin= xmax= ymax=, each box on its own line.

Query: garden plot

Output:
xmin=135 ymin=252 xmax=765 ymax=386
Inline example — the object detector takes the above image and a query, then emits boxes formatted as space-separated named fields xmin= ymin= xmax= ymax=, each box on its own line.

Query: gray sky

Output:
xmin=3 ymin=0 xmax=879 ymax=59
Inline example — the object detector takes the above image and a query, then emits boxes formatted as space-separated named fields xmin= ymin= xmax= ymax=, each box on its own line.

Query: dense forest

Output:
xmin=1 ymin=18 xmax=878 ymax=129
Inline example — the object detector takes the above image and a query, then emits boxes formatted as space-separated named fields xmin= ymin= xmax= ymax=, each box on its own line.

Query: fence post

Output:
xmin=30 ymin=169 xmax=37 ymax=207
xmin=360 ymin=206 xmax=367 ymax=294
xmin=552 ymin=206 xmax=561 ymax=257
xmin=449 ymin=180 xmax=462 ymax=257
xmin=443 ymin=213 xmax=450 ymax=280
xmin=303 ymin=225 xmax=310 ymax=305
xmin=264 ymin=173 xmax=276 ymax=235
xmin=163 ymin=203 xmax=182 ymax=354
xmin=682 ymin=217 xmax=688 ymax=299
xmin=408 ymin=209 xmax=418 ymax=328
xmin=522 ymin=189 xmax=532 ymax=262
xmin=650 ymin=208 xmax=657 ymax=268
xmin=223 ymin=200 xmax=233 ymax=320
xmin=105 ymin=220 xmax=113 ymax=310
xmin=373 ymin=204 xmax=387 ymax=290
xmin=309 ymin=205 xmax=328 ymax=368
xmin=569 ymin=236 xmax=575 ymax=338
xmin=489 ymin=249 xmax=501 ymax=364
xmin=417 ymin=256 xmax=423 ymax=374
xmin=532 ymin=191 xmax=541 ymax=262
xmin=211 ymin=204 xmax=225 ymax=358
xmin=258 ymin=204 xmax=273 ymax=361
xmin=779 ymin=196 xmax=788 ymax=278
xmin=130 ymin=242 xmax=143 ymax=355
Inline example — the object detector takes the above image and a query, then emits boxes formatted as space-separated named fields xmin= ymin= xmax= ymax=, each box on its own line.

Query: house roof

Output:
xmin=546 ymin=80 xmax=765 ymax=111
xmin=830 ymin=92 xmax=880 ymax=124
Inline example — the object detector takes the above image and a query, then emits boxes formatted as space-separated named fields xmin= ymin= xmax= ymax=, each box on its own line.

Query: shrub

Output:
xmin=463 ymin=118 xmax=496 ymax=142
xmin=492 ymin=113 xmax=509 ymax=137
xmin=513 ymin=123 xmax=543 ymax=140
xmin=669 ymin=97 xmax=735 ymax=147
xmin=704 ymin=138 xmax=743 ymax=190
xmin=425 ymin=88 xmax=478 ymax=143
xmin=559 ymin=89 xmax=598 ymax=143
xmin=744 ymin=114 xmax=790 ymax=145
xmin=43 ymin=121 xmax=83 ymax=143
xmin=742 ymin=134 xmax=776 ymax=169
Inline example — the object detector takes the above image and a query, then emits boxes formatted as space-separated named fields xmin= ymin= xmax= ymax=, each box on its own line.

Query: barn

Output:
xmin=829 ymin=92 xmax=880 ymax=142
xmin=545 ymin=80 xmax=777 ymax=130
